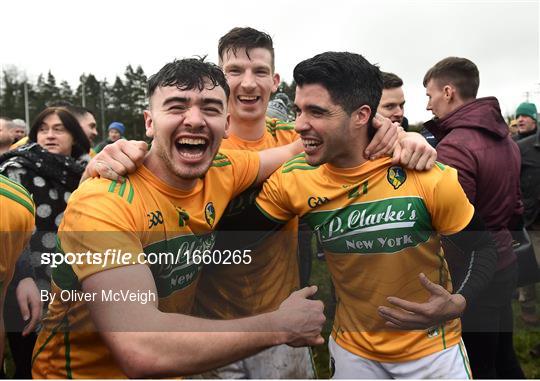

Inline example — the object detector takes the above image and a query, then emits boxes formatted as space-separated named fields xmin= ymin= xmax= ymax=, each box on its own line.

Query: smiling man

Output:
xmin=83 ymin=29 xmax=438 ymax=379
xmin=32 ymin=58 xmax=325 ymax=379
xmin=377 ymin=72 xmax=406 ymax=126
xmin=252 ymin=51 xmax=498 ymax=379
xmin=195 ymin=27 xmax=435 ymax=379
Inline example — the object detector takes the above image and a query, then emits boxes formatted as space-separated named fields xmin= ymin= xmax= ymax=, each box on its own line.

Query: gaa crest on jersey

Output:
xmin=176 ymin=207 xmax=190 ymax=227
xmin=204 ymin=202 xmax=216 ymax=227
xmin=387 ymin=166 xmax=406 ymax=190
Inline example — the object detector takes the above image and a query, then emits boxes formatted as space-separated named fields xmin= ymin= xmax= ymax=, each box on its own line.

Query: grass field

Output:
xmin=308 ymin=256 xmax=540 ymax=379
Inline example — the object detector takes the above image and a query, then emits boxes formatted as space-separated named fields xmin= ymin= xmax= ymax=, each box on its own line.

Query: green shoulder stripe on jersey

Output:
xmin=0 ymin=187 xmax=35 ymax=215
xmin=284 ymin=153 xmax=308 ymax=167
xmin=118 ymin=181 xmax=127 ymax=197
xmin=212 ymin=152 xmax=232 ymax=167
xmin=0 ymin=174 xmax=33 ymax=200
xmin=108 ymin=180 xmax=118 ymax=193
xmin=212 ymin=160 xmax=232 ymax=167
xmin=289 ymin=152 xmax=306 ymax=160
xmin=282 ymin=165 xmax=318 ymax=174
xmin=274 ymin=123 xmax=295 ymax=131
xmin=284 ymin=157 xmax=309 ymax=167
xmin=127 ymin=183 xmax=135 ymax=204
xmin=214 ymin=153 xmax=227 ymax=161
xmin=53 ymin=238 xmax=82 ymax=291
xmin=435 ymin=161 xmax=446 ymax=171
xmin=107 ymin=179 xmax=134 ymax=204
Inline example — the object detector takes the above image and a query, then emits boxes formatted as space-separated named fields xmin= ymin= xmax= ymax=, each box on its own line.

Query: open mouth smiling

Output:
xmin=175 ymin=137 xmax=210 ymax=160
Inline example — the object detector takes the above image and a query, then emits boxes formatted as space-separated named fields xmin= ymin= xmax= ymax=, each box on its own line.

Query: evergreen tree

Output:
xmin=58 ymin=80 xmax=74 ymax=103
xmin=123 ymin=65 xmax=147 ymax=139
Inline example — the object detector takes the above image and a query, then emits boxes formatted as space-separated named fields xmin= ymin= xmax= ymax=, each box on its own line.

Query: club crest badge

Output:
xmin=205 ymin=202 xmax=216 ymax=228
xmin=387 ymin=166 xmax=406 ymax=190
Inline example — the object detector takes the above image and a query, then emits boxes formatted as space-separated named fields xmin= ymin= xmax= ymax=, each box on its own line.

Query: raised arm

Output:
xmin=255 ymin=139 xmax=303 ymax=185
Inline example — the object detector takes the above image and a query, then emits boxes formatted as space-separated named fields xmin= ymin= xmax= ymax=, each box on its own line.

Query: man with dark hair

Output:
xmin=423 ymin=56 xmax=525 ymax=378
xmin=252 ymin=51 xmax=497 ymax=378
xmin=195 ymin=28 xmax=434 ymax=379
xmin=32 ymin=58 xmax=325 ymax=379
xmin=86 ymin=28 xmax=436 ymax=378
xmin=378 ymin=72 xmax=406 ymax=127
xmin=65 ymin=105 xmax=99 ymax=148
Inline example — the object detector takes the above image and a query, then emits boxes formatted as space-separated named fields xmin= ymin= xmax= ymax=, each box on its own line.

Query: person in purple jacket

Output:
xmin=422 ymin=57 xmax=525 ymax=379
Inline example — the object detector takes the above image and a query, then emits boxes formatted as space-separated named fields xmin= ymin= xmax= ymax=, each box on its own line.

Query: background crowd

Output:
xmin=0 ymin=53 xmax=539 ymax=378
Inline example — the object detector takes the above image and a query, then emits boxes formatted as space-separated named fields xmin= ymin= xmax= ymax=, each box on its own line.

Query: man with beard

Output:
xmin=32 ymin=58 xmax=326 ymax=379
xmin=253 ymin=51 xmax=497 ymax=379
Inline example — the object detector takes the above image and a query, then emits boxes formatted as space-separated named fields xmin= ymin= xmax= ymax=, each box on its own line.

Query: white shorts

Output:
xmin=329 ymin=336 xmax=472 ymax=379
xmin=196 ymin=344 xmax=315 ymax=379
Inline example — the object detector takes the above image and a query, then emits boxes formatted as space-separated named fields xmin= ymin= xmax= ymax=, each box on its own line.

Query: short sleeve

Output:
xmin=426 ymin=166 xmax=475 ymax=235
xmin=0 ymin=176 xmax=35 ymax=290
xmin=57 ymin=179 xmax=145 ymax=282
xmin=221 ymin=149 xmax=260 ymax=197
xmin=255 ymin=169 xmax=295 ymax=223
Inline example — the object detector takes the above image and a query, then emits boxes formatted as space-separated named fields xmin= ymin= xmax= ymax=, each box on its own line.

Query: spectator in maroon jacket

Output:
xmin=423 ymin=57 xmax=525 ymax=379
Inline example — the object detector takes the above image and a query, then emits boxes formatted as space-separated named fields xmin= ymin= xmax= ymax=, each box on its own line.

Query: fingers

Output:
xmin=424 ymin=154 xmax=437 ymax=170
xmin=418 ymin=273 xmax=445 ymax=295
xmin=364 ymin=115 xmax=389 ymax=158
xmin=391 ymin=141 xmax=402 ymax=165
xmin=395 ymin=132 xmax=437 ymax=170
xmin=288 ymin=334 xmax=325 ymax=347
xmin=396 ymin=145 xmax=412 ymax=167
xmin=414 ymin=151 xmax=431 ymax=171
xmin=386 ymin=296 xmax=424 ymax=314
xmin=88 ymin=140 xmax=147 ymax=181
xmin=18 ymin=296 xmax=30 ymax=322
xmin=294 ymin=285 xmax=318 ymax=299
xmin=377 ymin=306 xmax=430 ymax=330
xmin=306 ymin=334 xmax=325 ymax=346
xmin=405 ymin=149 xmax=422 ymax=169
xmin=365 ymin=118 xmax=398 ymax=159
xmin=22 ymin=300 xmax=41 ymax=336
xmin=101 ymin=144 xmax=139 ymax=173
xmin=123 ymin=141 xmax=148 ymax=166
xmin=95 ymin=161 xmax=124 ymax=182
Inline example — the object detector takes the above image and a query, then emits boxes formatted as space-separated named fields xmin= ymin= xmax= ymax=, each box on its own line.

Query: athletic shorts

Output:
xmin=195 ymin=344 xmax=315 ymax=379
xmin=329 ymin=336 xmax=472 ymax=379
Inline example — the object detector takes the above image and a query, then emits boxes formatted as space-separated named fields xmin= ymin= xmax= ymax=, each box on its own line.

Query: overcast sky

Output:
xmin=2 ymin=0 xmax=538 ymax=123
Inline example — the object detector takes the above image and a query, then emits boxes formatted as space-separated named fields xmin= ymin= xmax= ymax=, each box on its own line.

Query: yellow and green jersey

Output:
xmin=256 ymin=156 xmax=474 ymax=362
xmin=32 ymin=149 xmax=259 ymax=379
xmin=195 ymin=118 xmax=301 ymax=318
xmin=0 ymin=174 xmax=35 ymax=295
